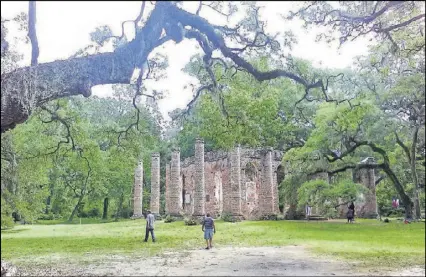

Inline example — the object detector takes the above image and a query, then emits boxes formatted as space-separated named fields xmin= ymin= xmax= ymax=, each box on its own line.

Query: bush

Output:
xmin=384 ymin=218 xmax=390 ymax=223
xmin=284 ymin=208 xmax=305 ymax=220
xmin=184 ymin=216 xmax=198 ymax=226
xmin=221 ymin=212 xmax=241 ymax=222
xmin=259 ymin=213 xmax=278 ymax=220
xmin=379 ymin=206 xmax=405 ymax=217
xmin=1 ymin=215 xmax=14 ymax=230
xmin=87 ymin=208 xmax=100 ymax=218
xmin=1 ymin=198 xmax=14 ymax=229
xmin=78 ymin=210 xmax=88 ymax=218
xmin=164 ymin=214 xmax=175 ymax=223
xmin=38 ymin=213 xmax=62 ymax=220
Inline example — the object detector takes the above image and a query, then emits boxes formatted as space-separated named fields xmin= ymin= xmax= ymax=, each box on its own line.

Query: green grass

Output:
xmin=35 ymin=217 xmax=131 ymax=225
xmin=1 ymin=219 xmax=424 ymax=269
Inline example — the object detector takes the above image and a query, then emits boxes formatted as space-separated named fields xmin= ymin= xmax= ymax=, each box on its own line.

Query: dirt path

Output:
xmin=82 ymin=246 xmax=423 ymax=276
xmin=18 ymin=246 xmax=425 ymax=276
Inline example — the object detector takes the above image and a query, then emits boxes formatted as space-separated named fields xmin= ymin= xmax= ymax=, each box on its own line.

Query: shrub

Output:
xmin=184 ymin=216 xmax=198 ymax=226
xmin=1 ymin=215 xmax=14 ymax=230
xmin=259 ymin=213 xmax=278 ymax=220
xmin=87 ymin=208 xmax=100 ymax=218
xmin=164 ymin=214 xmax=175 ymax=223
xmin=38 ymin=213 xmax=55 ymax=220
xmin=221 ymin=212 xmax=241 ymax=222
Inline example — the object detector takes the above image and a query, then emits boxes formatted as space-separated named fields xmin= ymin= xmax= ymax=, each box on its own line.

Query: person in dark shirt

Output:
xmin=202 ymin=213 xmax=216 ymax=250
xmin=348 ymin=202 xmax=355 ymax=223
xmin=347 ymin=208 xmax=354 ymax=223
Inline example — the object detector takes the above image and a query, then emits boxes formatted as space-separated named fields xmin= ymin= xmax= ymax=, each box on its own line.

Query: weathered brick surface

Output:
xmin=150 ymin=153 xmax=160 ymax=215
xmin=132 ymin=161 xmax=143 ymax=218
xmin=229 ymin=145 xmax=242 ymax=216
xmin=353 ymin=158 xmax=378 ymax=218
xmin=177 ymin=147 xmax=283 ymax=220
xmin=260 ymin=148 xmax=274 ymax=215
xmin=169 ymin=149 xmax=181 ymax=216
xmin=165 ymin=163 xmax=170 ymax=214
xmin=193 ymin=138 xmax=205 ymax=216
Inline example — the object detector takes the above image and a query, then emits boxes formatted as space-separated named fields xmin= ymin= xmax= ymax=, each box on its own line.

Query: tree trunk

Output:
xmin=115 ymin=193 xmax=124 ymax=221
xmin=68 ymin=194 xmax=84 ymax=222
xmin=382 ymin=164 xmax=414 ymax=219
xmin=365 ymin=142 xmax=415 ymax=220
xmin=102 ymin=197 xmax=109 ymax=220
xmin=45 ymin=195 xmax=51 ymax=214
xmin=410 ymin=126 xmax=421 ymax=219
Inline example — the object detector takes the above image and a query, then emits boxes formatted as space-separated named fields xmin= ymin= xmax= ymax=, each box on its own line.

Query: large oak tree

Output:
xmin=2 ymin=1 xmax=423 ymax=133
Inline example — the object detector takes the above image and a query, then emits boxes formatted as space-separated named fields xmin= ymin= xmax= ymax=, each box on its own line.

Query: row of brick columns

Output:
xmin=165 ymin=142 xmax=276 ymax=219
xmin=165 ymin=139 xmax=206 ymax=217
xmin=135 ymin=140 xmax=277 ymax=219
xmin=132 ymin=153 xmax=162 ymax=218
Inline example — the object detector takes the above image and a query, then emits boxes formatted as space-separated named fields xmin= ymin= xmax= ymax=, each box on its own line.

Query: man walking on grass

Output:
xmin=144 ymin=210 xmax=156 ymax=242
xmin=202 ymin=213 xmax=215 ymax=250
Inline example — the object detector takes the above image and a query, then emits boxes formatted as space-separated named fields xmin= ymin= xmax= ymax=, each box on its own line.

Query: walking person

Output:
xmin=347 ymin=208 xmax=354 ymax=223
xmin=305 ymin=202 xmax=312 ymax=219
xmin=348 ymin=201 xmax=355 ymax=223
xmin=144 ymin=210 xmax=156 ymax=242
xmin=202 ymin=213 xmax=216 ymax=250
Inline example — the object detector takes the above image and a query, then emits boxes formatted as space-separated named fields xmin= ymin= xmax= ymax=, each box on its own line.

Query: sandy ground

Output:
xmin=18 ymin=245 xmax=425 ymax=276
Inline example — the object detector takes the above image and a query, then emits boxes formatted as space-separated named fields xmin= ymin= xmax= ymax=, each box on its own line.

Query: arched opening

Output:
xmin=246 ymin=163 xmax=256 ymax=182
xmin=276 ymin=165 xmax=285 ymax=213
xmin=244 ymin=162 xmax=258 ymax=218
xmin=214 ymin=171 xmax=223 ymax=215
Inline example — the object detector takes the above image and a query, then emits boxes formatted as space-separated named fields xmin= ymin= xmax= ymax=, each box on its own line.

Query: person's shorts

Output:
xmin=204 ymin=229 xmax=214 ymax=240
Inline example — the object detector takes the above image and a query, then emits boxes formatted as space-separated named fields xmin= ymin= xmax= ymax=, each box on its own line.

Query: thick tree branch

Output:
xmin=1 ymin=2 xmax=168 ymax=133
xmin=395 ymin=131 xmax=411 ymax=162
xmin=380 ymin=13 xmax=425 ymax=33
xmin=375 ymin=175 xmax=386 ymax=186
xmin=28 ymin=1 xmax=39 ymax=66
xmin=2 ymin=2 xmax=335 ymax=134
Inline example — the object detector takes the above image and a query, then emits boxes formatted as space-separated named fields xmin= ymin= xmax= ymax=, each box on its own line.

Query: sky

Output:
xmin=1 ymin=1 xmax=370 ymax=121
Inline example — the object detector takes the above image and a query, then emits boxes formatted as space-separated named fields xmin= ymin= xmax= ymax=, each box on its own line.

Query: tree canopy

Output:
xmin=1 ymin=1 xmax=424 ymax=224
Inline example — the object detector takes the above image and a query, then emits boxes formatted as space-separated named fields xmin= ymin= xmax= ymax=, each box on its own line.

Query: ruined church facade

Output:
xmin=164 ymin=139 xmax=284 ymax=220
xmin=132 ymin=139 xmax=378 ymax=220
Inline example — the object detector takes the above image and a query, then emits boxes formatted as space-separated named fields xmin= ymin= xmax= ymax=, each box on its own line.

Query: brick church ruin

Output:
xmin=132 ymin=139 xmax=378 ymax=220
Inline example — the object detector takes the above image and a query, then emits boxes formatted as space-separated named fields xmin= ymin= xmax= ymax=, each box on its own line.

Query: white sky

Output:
xmin=1 ymin=1 xmax=370 ymax=121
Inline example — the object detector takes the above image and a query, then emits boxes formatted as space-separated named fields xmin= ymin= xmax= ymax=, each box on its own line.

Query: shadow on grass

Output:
xmin=36 ymin=218 xmax=133 ymax=225
xmin=1 ymin=228 xmax=30 ymax=234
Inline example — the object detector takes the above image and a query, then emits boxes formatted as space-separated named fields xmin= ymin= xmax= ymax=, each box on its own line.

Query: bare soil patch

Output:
xmin=17 ymin=246 xmax=425 ymax=276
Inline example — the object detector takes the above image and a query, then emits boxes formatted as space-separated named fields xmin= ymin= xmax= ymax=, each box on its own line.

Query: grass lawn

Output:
xmin=1 ymin=219 xmax=424 ymax=269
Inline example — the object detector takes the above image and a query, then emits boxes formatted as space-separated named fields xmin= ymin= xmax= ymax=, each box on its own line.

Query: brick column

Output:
xmin=150 ymin=153 xmax=160 ymax=216
xmin=230 ymin=145 xmax=242 ymax=219
xmin=169 ymin=148 xmax=181 ymax=216
xmin=193 ymin=138 xmax=205 ymax=217
xmin=260 ymin=148 xmax=274 ymax=215
xmin=354 ymin=157 xmax=378 ymax=218
xmin=272 ymin=163 xmax=279 ymax=213
xmin=132 ymin=160 xmax=143 ymax=218
xmin=165 ymin=163 xmax=170 ymax=214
